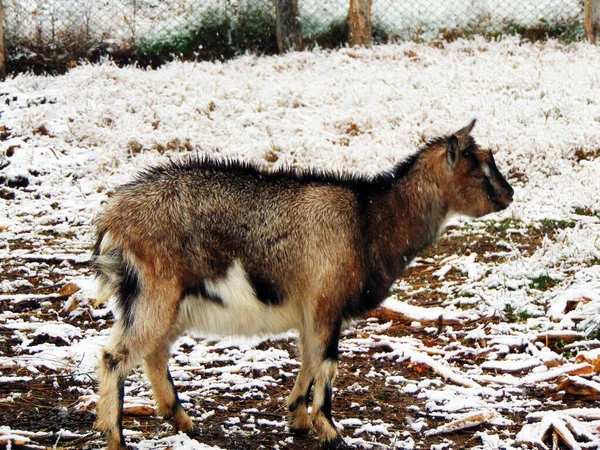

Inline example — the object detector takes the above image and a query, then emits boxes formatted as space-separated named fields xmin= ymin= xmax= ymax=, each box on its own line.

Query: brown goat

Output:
xmin=93 ymin=120 xmax=513 ymax=449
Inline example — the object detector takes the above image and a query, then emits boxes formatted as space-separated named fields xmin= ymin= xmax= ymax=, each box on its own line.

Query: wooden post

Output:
xmin=585 ymin=0 xmax=600 ymax=44
xmin=0 ymin=0 xmax=6 ymax=80
xmin=275 ymin=0 xmax=302 ymax=53
xmin=348 ymin=0 xmax=372 ymax=47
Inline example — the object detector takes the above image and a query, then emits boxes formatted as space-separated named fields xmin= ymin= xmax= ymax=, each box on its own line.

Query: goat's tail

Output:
xmin=91 ymin=230 xmax=124 ymax=307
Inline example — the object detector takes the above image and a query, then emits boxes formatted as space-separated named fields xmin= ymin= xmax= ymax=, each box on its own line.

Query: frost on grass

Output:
xmin=1 ymin=39 xmax=600 ymax=449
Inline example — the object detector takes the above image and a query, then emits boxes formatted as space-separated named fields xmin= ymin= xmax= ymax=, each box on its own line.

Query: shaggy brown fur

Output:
xmin=93 ymin=120 xmax=513 ymax=450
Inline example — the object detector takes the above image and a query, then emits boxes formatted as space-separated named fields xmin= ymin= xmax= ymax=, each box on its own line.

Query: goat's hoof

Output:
xmin=184 ymin=426 xmax=202 ymax=438
xmin=289 ymin=426 xmax=310 ymax=436
xmin=322 ymin=435 xmax=350 ymax=449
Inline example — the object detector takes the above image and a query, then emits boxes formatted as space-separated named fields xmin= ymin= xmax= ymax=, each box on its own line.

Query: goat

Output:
xmin=93 ymin=120 xmax=513 ymax=449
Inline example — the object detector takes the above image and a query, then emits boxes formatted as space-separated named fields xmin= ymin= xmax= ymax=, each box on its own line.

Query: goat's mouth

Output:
xmin=493 ymin=197 xmax=513 ymax=211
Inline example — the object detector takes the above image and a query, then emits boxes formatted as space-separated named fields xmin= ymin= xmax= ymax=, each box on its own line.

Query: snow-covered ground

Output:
xmin=1 ymin=38 xmax=600 ymax=449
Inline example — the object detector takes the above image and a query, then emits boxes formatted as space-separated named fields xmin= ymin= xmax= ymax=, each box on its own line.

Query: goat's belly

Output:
xmin=177 ymin=298 xmax=301 ymax=336
xmin=175 ymin=260 xmax=301 ymax=336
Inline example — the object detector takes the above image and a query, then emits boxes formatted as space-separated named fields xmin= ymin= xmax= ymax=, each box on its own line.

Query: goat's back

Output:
xmin=95 ymin=158 xmax=366 ymax=309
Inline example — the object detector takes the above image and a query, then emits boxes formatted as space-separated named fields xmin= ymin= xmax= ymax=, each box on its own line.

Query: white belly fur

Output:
xmin=175 ymin=260 xmax=302 ymax=336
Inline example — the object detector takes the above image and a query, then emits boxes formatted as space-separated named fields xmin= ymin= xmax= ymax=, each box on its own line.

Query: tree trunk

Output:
xmin=0 ymin=0 xmax=6 ymax=80
xmin=348 ymin=0 xmax=372 ymax=47
xmin=585 ymin=0 xmax=600 ymax=44
xmin=275 ymin=0 xmax=302 ymax=53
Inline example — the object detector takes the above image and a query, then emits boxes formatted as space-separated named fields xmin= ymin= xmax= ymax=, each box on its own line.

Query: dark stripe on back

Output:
xmin=125 ymin=137 xmax=435 ymax=198
xmin=119 ymin=264 xmax=140 ymax=329
xmin=248 ymin=272 xmax=283 ymax=306
xmin=182 ymin=281 xmax=224 ymax=305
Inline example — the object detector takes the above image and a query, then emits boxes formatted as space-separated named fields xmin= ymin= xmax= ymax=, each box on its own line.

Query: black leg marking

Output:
xmin=289 ymin=378 xmax=314 ymax=412
xmin=182 ymin=281 xmax=223 ymax=305
xmin=288 ymin=395 xmax=305 ymax=413
xmin=118 ymin=264 xmax=140 ymax=329
xmin=103 ymin=351 xmax=122 ymax=371
xmin=117 ymin=375 xmax=126 ymax=447
xmin=289 ymin=378 xmax=313 ymax=435
xmin=320 ymin=382 xmax=335 ymax=427
xmin=166 ymin=370 xmax=182 ymax=418
xmin=92 ymin=230 xmax=105 ymax=257
xmin=248 ymin=272 xmax=283 ymax=305
xmin=324 ymin=319 xmax=342 ymax=362
xmin=305 ymin=379 xmax=314 ymax=407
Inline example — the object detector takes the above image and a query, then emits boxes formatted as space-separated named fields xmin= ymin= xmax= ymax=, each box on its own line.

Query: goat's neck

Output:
xmin=366 ymin=162 xmax=448 ymax=286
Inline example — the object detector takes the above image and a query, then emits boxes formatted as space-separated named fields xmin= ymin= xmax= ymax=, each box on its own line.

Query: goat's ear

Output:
xmin=455 ymin=119 xmax=476 ymax=138
xmin=446 ymin=135 xmax=460 ymax=169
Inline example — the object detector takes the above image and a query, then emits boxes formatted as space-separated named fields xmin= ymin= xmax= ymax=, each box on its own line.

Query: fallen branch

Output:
xmin=365 ymin=308 xmax=461 ymax=326
xmin=556 ymin=376 xmax=600 ymax=397
xmin=520 ymin=363 xmax=594 ymax=385
xmin=535 ymin=331 xmax=586 ymax=346
xmin=404 ymin=348 xmax=481 ymax=389
xmin=424 ymin=410 xmax=497 ymax=436
xmin=481 ymin=358 xmax=542 ymax=374
xmin=517 ymin=410 xmax=600 ymax=450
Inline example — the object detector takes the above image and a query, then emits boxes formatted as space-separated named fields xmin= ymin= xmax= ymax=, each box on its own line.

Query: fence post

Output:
xmin=275 ymin=0 xmax=303 ymax=53
xmin=585 ymin=0 xmax=600 ymax=43
xmin=348 ymin=0 xmax=372 ymax=47
xmin=0 ymin=0 xmax=5 ymax=79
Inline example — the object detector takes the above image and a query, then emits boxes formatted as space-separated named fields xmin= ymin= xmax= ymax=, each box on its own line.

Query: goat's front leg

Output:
xmin=311 ymin=317 xmax=346 ymax=449
xmin=289 ymin=316 xmax=346 ymax=448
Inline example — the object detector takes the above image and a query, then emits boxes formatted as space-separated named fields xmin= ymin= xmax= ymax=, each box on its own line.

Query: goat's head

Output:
xmin=440 ymin=120 xmax=514 ymax=218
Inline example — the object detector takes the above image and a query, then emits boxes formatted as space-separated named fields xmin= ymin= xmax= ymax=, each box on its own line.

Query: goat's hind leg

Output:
xmin=287 ymin=334 xmax=315 ymax=434
xmin=96 ymin=277 xmax=186 ymax=448
xmin=96 ymin=324 xmax=141 ymax=450
xmin=143 ymin=340 xmax=197 ymax=436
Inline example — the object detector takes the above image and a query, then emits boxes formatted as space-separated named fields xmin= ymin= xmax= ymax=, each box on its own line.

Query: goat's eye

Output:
xmin=462 ymin=150 xmax=471 ymax=157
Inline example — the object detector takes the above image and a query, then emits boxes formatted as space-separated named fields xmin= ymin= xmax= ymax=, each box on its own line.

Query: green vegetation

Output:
xmin=137 ymin=6 xmax=277 ymax=64
xmin=135 ymin=9 xmax=584 ymax=67
xmin=529 ymin=274 xmax=560 ymax=291
xmin=380 ymin=16 xmax=584 ymax=45
xmin=486 ymin=18 xmax=584 ymax=43
xmin=7 ymin=4 xmax=586 ymax=74
xmin=504 ymin=304 xmax=538 ymax=322
xmin=303 ymin=18 xmax=349 ymax=49
xmin=374 ymin=390 xmax=389 ymax=402
xmin=586 ymin=325 xmax=600 ymax=342
xmin=573 ymin=207 xmax=600 ymax=218
xmin=537 ymin=219 xmax=576 ymax=235
xmin=487 ymin=218 xmax=524 ymax=232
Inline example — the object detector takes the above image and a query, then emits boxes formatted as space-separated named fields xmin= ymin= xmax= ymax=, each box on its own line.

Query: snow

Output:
xmin=1 ymin=38 xmax=600 ymax=449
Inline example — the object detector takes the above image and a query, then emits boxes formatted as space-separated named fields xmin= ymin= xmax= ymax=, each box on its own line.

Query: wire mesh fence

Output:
xmin=3 ymin=0 xmax=586 ymax=73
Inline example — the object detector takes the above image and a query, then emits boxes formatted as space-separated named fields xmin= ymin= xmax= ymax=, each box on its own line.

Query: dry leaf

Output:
xmin=59 ymin=282 xmax=81 ymax=297
xmin=123 ymin=405 xmax=155 ymax=416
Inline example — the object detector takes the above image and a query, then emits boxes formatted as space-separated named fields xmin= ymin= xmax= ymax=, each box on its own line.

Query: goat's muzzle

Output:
xmin=494 ymin=183 xmax=514 ymax=211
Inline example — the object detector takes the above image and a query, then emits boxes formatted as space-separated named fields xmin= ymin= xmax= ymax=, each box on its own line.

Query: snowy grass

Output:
xmin=1 ymin=38 xmax=600 ymax=449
